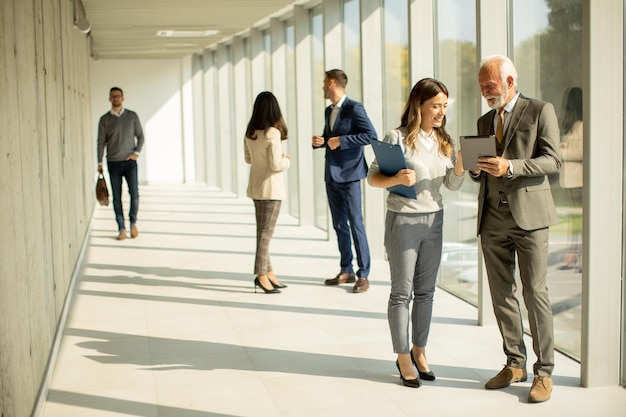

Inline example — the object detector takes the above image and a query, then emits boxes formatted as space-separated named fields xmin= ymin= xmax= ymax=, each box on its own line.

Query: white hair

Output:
xmin=480 ymin=55 xmax=518 ymax=87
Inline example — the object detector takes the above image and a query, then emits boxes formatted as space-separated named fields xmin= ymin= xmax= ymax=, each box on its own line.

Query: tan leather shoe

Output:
xmin=324 ymin=272 xmax=356 ymax=286
xmin=528 ymin=376 xmax=552 ymax=403
xmin=352 ymin=277 xmax=369 ymax=293
xmin=485 ymin=365 xmax=527 ymax=389
xmin=131 ymin=225 xmax=139 ymax=238
xmin=116 ymin=230 xmax=127 ymax=240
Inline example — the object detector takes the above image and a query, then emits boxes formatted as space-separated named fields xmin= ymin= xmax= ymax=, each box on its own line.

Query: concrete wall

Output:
xmin=0 ymin=0 xmax=94 ymax=416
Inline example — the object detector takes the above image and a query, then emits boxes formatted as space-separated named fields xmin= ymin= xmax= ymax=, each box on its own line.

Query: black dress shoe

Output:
xmin=410 ymin=350 xmax=435 ymax=380
xmin=396 ymin=360 xmax=421 ymax=388
xmin=270 ymin=281 xmax=288 ymax=289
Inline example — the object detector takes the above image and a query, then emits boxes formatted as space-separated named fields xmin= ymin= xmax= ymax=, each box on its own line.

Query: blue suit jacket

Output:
xmin=314 ymin=97 xmax=378 ymax=183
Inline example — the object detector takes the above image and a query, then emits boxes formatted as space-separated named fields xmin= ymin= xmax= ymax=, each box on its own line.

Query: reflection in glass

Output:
xmin=512 ymin=0 xmax=583 ymax=360
xmin=558 ymin=86 xmax=583 ymax=272
xmin=383 ymin=0 xmax=409 ymax=133
xmin=435 ymin=0 xmax=480 ymax=305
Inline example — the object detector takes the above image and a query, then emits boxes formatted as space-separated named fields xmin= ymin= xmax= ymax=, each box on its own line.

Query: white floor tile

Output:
xmin=36 ymin=185 xmax=626 ymax=417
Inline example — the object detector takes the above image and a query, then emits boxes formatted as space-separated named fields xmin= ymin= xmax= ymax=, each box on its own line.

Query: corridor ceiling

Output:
xmin=81 ymin=0 xmax=301 ymax=60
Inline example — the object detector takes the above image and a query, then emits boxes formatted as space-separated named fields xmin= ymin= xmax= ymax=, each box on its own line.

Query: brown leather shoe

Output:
xmin=528 ymin=376 xmax=552 ymax=403
xmin=485 ymin=365 xmax=527 ymax=389
xmin=352 ymin=277 xmax=369 ymax=293
xmin=116 ymin=230 xmax=127 ymax=240
xmin=324 ymin=272 xmax=356 ymax=286
xmin=130 ymin=225 xmax=139 ymax=238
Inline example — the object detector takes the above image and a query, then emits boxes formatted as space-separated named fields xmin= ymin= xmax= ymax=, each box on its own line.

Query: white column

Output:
xmin=477 ymin=0 xmax=509 ymax=114
xmin=180 ymin=55 xmax=196 ymax=183
xmin=581 ymin=0 xmax=624 ymax=387
xmin=361 ymin=0 xmax=385 ymax=260
xmin=216 ymin=44 xmax=234 ymax=193
xmin=249 ymin=28 xmax=265 ymax=96
xmin=409 ymin=0 xmax=435 ymax=83
xmin=322 ymin=0 xmax=343 ymax=244
xmin=323 ymin=0 xmax=342 ymax=68
xmin=232 ymin=37 xmax=250 ymax=197
xmin=270 ymin=17 xmax=287 ymax=105
xmin=191 ymin=54 xmax=206 ymax=184
xmin=201 ymin=49 xmax=218 ymax=187
xmin=475 ymin=0 xmax=508 ymax=326
xmin=294 ymin=4 xmax=315 ymax=226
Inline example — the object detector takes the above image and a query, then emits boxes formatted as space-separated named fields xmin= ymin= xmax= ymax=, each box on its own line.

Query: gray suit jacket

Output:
xmin=473 ymin=94 xmax=562 ymax=232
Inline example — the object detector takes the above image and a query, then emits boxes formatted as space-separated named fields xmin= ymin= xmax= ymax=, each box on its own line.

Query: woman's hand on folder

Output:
xmin=370 ymin=168 xmax=415 ymax=189
xmin=394 ymin=169 xmax=416 ymax=187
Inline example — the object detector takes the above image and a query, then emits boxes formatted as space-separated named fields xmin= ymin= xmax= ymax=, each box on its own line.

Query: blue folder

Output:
xmin=369 ymin=139 xmax=417 ymax=199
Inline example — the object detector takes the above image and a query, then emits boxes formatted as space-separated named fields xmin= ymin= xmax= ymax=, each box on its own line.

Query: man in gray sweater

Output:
xmin=97 ymin=87 xmax=145 ymax=240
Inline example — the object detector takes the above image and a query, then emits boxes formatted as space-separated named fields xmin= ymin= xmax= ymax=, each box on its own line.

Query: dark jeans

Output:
xmin=107 ymin=160 xmax=139 ymax=232
xmin=325 ymin=178 xmax=370 ymax=278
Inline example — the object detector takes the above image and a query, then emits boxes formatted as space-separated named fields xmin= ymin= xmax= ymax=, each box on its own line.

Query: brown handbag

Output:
xmin=95 ymin=173 xmax=110 ymax=206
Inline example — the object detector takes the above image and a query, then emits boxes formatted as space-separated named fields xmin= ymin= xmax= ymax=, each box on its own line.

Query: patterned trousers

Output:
xmin=253 ymin=200 xmax=282 ymax=275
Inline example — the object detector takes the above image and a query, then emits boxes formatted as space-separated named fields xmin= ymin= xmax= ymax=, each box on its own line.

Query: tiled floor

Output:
xmin=38 ymin=185 xmax=626 ymax=417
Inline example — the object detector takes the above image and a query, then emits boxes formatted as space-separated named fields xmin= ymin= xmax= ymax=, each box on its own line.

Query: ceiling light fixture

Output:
xmin=157 ymin=30 xmax=219 ymax=38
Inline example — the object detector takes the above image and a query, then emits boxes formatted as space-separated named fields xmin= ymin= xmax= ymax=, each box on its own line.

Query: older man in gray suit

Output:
xmin=470 ymin=55 xmax=561 ymax=403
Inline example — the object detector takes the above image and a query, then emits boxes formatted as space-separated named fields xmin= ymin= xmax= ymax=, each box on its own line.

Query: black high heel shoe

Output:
xmin=396 ymin=360 xmax=421 ymax=388
xmin=254 ymin=277 xmax=281 ymax=294
xmin=410 ymin=350 xmax=436 ymax=381
xmin=270 ymin=281 xmax=287 ymax=289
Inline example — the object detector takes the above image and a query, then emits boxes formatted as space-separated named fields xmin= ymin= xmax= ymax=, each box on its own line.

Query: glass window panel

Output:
xmin=311 ymin=6 xmax=328 ymax=230
xmin=512 ymin=0 xmax=583 ymax=360
xmin=383 ymin=0 xmax=409 ymax=133
xmin=435 ymin=0 xmax=480 ymax=305
xmin=285 ymin=21 xmax=300 ymax=218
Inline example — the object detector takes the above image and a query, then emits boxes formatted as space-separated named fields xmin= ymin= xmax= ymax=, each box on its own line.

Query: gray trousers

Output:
xmin=481 ymin=201 xmax=555 ymax=377
xmin=385 ymin=210 xmax=443 ymax=353
xmin=253 ymin=200 xmax=281 ymax=275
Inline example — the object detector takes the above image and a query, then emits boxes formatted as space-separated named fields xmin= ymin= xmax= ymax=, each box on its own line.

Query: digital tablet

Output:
xmin=369 ymin=139 xmax=417 ymax=199
xmin=459 ymin=135 xmax=497 ymax=171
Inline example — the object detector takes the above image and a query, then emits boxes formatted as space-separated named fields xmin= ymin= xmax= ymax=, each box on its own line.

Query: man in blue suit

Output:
xmin=312 ymin=69 xmax=378 ymax=293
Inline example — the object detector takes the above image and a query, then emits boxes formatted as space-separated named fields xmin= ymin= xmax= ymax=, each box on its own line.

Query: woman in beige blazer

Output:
xmin=244 ymin=91 xmax=290 ymax=293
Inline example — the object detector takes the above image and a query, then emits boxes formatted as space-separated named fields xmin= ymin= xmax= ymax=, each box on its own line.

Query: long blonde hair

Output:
xmin=399 ymin=78 xmax=453 ymax=157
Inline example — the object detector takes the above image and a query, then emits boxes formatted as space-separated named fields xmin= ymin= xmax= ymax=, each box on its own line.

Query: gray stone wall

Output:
xmin=0 ymin=0 xmax=94 ymax=415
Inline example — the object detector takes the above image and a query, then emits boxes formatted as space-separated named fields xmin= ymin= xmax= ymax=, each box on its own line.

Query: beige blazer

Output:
xmin=244 ymin=127 xmax=289 ymax=200
xmin=474 ymin=95 xmax=562 ymax=232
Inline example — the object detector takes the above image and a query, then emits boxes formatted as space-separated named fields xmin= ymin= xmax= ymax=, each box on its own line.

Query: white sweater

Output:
xmin=367 ymin=127 xmax=464 ymax=213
